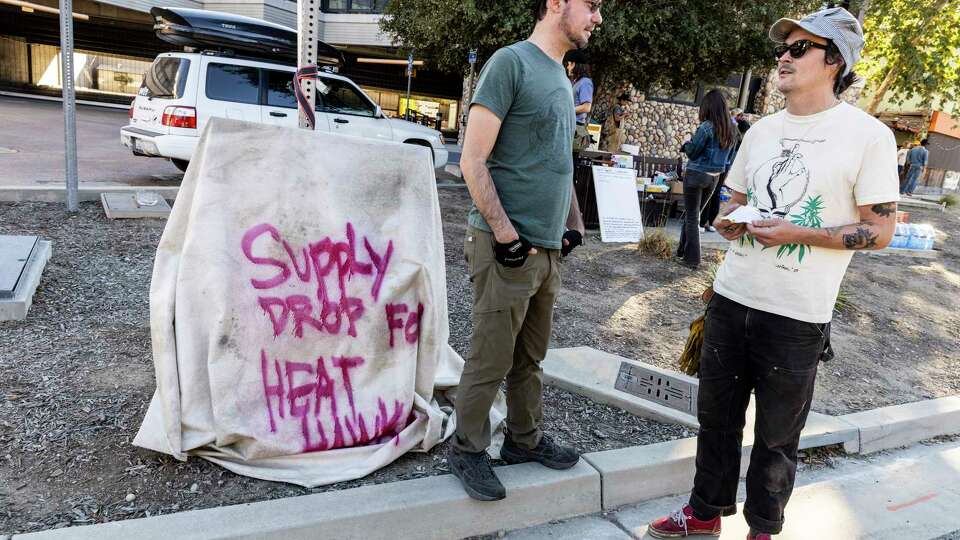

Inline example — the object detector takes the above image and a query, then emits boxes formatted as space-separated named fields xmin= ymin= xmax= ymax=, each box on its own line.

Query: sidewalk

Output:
xmin=496 ymin=439 xmax=960 ymax=539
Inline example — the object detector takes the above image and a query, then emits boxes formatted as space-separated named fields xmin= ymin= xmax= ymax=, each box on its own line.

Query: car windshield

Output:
xmin=317 ymin=78 xmax=375 ymax=117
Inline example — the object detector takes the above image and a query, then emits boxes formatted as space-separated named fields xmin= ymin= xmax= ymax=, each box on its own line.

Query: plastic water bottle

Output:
xmin=719 ymin=187 xmax=731 ymax=203
xmin=916 ymin=224 xmax=935 ymax=250
xmin=889 ymin=223 xmax=908 ymax=249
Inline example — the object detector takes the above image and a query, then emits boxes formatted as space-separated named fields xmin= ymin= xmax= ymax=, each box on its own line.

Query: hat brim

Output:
xmin=769 ymin=18 xmax=802 ymax=43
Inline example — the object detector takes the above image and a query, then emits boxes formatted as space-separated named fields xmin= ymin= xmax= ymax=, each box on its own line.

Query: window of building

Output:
xmin=647 ymin=84 xmax=699 ymax=106
xmin=205 ymin=63 xmax=260 ymax=105
xmin=322 ymin=0 xmax=388 ymax=13
xmin=648 ymin=73 xmax=746 ymax=108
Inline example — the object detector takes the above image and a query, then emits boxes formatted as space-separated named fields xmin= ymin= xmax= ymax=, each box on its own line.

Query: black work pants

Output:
xmin=689 ymin=293 xmax=826 ymax=534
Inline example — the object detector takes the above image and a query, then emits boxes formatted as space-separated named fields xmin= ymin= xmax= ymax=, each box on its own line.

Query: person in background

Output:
xmin=676 ymin=89 xmax=737 ymax=268
xmin=896 ymin=143 xmax=909 ymax=178
xmin=602 ymin=93 xmax=630 ymax=152
xmin=570 ymin=63 xmax=594 ymax=124
xmin=701 ymin=108 xmax=742 ymax=232
xmin=902 ymin=138 xmax=929 ymax=196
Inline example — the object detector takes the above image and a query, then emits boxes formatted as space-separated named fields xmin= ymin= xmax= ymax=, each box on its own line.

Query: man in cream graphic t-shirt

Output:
xmin=649 ymin=8 xmax=899 ymax=540
xmin=716 ymin=100 xmax=899 ymax=323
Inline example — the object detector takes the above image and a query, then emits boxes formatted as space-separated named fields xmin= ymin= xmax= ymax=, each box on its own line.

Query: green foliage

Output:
xmin=380 ymin=0 xmax=819 ymax=91
xmin=941 ymin=193 xmax=959 ymax=207
xmin=860 ymin=0 xmax=960 ymax=111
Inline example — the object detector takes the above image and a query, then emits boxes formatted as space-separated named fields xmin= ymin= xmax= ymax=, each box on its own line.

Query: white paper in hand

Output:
xmin=722 ymin=205 xmax=768 ymax=224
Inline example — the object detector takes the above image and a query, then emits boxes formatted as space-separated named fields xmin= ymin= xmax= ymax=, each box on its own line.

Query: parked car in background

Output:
xmin=120 ymin=8 xmax=447 ymax=172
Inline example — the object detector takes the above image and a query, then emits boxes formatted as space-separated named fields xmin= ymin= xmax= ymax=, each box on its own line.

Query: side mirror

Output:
xmin=375 ymin=105 xmax=384 ymax=119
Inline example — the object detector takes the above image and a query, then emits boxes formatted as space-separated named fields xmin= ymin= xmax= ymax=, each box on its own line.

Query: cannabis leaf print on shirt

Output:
xmin=767 ymin=195 xmax=825 ymax=264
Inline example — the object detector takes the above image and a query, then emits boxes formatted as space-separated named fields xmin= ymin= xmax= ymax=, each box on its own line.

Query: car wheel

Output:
xmin=171 ymin=159 xmax=190 ymax=173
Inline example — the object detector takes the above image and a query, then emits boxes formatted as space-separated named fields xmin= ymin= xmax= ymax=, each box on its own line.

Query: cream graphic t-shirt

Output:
xmin=715 ymin=102 xmax=900 ymax=323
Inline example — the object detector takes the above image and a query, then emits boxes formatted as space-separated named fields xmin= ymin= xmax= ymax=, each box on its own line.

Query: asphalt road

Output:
xmin=0 ymin=95 xmax=183 ymax=187
xmin=0 ymin=95 xmax=464 ymax=188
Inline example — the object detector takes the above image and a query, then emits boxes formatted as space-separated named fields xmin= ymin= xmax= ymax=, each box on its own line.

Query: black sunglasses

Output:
xmin=774 ymin=39 xmax=829 ymax=60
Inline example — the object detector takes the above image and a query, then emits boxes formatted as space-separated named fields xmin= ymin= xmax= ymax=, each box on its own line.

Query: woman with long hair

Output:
xmin=677 ymin=89 xmax=737 ymax=268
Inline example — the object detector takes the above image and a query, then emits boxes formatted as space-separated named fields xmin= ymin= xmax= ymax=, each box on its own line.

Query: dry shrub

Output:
xmin=638 ymin=229 xmax=674 ymax=259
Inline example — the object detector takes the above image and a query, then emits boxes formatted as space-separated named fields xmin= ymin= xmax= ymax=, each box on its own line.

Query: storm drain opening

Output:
xmin=615 ymin=362 xmax=698 ymax=415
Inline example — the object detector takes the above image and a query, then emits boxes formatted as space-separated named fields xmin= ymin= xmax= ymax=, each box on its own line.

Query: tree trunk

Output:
xmin=867 ymin=58 xmax=899 ymax=115
xmin=857 ymin=0 xmax=869 ymax=25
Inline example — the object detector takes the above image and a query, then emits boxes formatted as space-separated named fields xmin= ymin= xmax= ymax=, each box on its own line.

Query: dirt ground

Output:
xmin=1 ymin=189 xmax=957 ymax=535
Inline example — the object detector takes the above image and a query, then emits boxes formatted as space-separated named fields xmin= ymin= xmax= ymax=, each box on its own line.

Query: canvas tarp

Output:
xmin=134 ymin=118 xmax=483 ymax=487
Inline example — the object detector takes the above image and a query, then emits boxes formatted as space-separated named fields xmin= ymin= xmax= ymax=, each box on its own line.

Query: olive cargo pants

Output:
xmin=453 ymin=227 xmax=561 ymax=453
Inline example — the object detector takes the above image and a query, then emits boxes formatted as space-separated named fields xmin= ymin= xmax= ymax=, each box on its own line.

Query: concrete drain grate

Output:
xmin=615 ymin=362 xmax=698 ymax=415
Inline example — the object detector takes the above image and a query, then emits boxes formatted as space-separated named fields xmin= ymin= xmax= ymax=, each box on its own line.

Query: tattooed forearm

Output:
xmin=842 ymin=226 xmax=878 ymax=249
xmin=805 ymin=203 xmax=895 ymax=251
xmin=814 ymin=221 xmax=884 ymax=250
xmin=871 ymin=202 xmax=896 ymax=217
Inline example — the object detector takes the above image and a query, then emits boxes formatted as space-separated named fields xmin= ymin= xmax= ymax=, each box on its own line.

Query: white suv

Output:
xmin=121 ymin=51 xmax=448 ymax=172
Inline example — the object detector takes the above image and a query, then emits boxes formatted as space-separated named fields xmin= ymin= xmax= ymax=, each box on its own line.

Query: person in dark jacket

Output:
xmin=701 ymin=109 xmax=742 ymax=232
xmin=677 ymin=89 xmax=737 ymax=268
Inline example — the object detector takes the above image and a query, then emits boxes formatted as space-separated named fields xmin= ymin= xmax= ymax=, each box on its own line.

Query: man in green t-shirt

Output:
xmin=448 ymin=0 xmax=601 ymax=502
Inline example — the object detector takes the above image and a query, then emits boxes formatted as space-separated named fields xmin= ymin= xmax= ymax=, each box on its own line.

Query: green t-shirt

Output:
xmin=467 ymin=41 xmax=575 ymax=249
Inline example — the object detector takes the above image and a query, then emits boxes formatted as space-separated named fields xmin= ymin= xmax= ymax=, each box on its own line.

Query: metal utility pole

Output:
xmin=459 ymin=48 xmax=478 ymax=144
xmin=58 ymin=0 xmax=78 ymax=211
xmin=404 ymin=52 xmax=413 ymax=121
xmin=466 ymin=48 xmax=477 ymax=106
xmin=297 ymin=0 xmax=318 ymax=129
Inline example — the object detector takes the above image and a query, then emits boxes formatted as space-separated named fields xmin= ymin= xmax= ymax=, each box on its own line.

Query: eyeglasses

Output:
xmin=774 ymin=39 xmax=829 ymax=60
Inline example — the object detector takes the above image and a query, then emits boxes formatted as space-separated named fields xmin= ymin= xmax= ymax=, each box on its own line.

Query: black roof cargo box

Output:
xmin=150 ymin=7 xmax=343 ymax=65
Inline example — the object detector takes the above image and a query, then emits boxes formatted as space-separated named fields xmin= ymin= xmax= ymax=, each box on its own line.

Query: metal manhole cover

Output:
xmin=0 ymin=147 xmax=19 ymax=154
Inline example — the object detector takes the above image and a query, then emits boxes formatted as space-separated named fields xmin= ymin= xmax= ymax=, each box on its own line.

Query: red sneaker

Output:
xmin=648 ymin=504 xmax=721 ymax=538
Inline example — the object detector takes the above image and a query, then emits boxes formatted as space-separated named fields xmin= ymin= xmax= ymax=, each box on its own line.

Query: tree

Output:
xmin=860 ymin=0 xmax=960 ymax=114
xmin=380 ymin=0 xmax=818 ymax=93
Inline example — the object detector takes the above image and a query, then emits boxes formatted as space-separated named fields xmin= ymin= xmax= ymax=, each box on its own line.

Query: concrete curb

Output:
xmin=0 ymin=91 xmax=130 ymax=110
xmin=0 ymin=240 xmax=51 ymax=321
xmin=898 ymin=197 xmax=946 ymax=211
xmin=12 ymin=461 xmax=601 ymax=540
xmin=543 ymin=347 xmax=699 ymax=428
xmin=581 ymin=410 xmax=859 ymax=512
xmin=0 ymin=186 xmax=180 ymax=203
xmin=841 ymin=396 xmax=960 ymax=454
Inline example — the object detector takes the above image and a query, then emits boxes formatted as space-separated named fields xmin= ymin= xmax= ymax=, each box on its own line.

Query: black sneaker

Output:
xmin=447 ymin=446 xmax=506 ymax=501
xmin=500 ymin=434 xmax=580 ymax=469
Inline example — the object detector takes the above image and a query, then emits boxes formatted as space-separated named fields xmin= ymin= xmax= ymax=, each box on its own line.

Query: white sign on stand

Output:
xmin=592 ymin=166 xmax=643 ymax=243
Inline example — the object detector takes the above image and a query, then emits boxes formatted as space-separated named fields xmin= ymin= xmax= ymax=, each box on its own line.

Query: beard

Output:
xmin=561 ymin=6 xmax=589 ymax=49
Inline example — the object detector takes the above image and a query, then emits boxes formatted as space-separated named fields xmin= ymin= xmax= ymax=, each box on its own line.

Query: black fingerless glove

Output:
xmin=561 ymin=230 xmax=583 ymax=257
xmin=494 ymin=236 xmax=533 ymax=268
